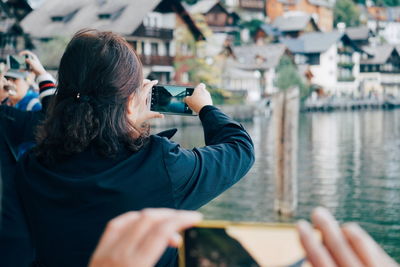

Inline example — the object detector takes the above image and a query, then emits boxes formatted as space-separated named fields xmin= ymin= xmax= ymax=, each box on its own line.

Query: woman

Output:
xmin=15 ymin=29 xmax=254 ymax=267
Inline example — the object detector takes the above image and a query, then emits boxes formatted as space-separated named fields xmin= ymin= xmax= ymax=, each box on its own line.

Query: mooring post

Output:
xmin=273 ymin=87 xmax=300 ymax=216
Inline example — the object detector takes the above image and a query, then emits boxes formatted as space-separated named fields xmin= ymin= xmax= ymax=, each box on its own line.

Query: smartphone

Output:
xmin=7 ymin=55 xmax=29 ymax=70
xmin=180 ymin=221 xmax=318 ymax=267
xmin=151 ymin=85 xmax=195 ymax=116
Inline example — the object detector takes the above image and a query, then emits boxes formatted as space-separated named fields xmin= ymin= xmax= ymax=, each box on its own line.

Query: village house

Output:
xmin=360 ymin=5 xmax=400 ymax=45
xmin=254 ymin=11 xmax=319 ymax=43
xmin=266 ymin=0 xmax=333 ymax=32
xmin=21 ymin=0 xmax=204 ymax=83
xmin=0 ymin=0 xmax=33 ymax=60
xmin=359 ymin=45 xmax=400 ymax=97
xmin=345 ymin=26 xmax=374 ymax=48
xmin=223 ymin=0 xmax=265 ymax=20
xmin=186 ymin=0 xmax=240 ymax=35
xmin=282 ymin=31 xmax=366 ymax=96
xmin=221 ymin=43 xmax=291 ymax=100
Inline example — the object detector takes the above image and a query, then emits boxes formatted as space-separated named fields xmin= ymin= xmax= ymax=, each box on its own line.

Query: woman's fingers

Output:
xmin=133 ymin=210 xmax=202 ymax=266
xmin=342 ymin=223 xmax=398 ymax=267
xmin=311 ymin=208 xmax=364 ymax=267
xmin=19 ymin=50 xmax=37 ymax=59
xmin=89 ymin=209 xmax=202 ymax=267
xmin=297 ymin=220 xmax=337 ymax=267
xmin=184 ymin=83 xmax=212 ymax=114
xmin=146 ymin=111 xmax=164 ymax=120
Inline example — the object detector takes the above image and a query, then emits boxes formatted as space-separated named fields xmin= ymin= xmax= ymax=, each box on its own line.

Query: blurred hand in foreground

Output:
xmin=184 ymin=83 xmax=213 ymax=114
xmin=89 ymin=209 xmax=202 ymax=267
xmin=19 ymin=50 xmax=46 ymax=76
xmin=297 ymin=207 xmax=399 ymax=267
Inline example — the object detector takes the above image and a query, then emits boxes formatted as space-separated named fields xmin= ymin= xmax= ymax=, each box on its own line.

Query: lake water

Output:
xmin=158 ymin=109 xmax=400 ymax=261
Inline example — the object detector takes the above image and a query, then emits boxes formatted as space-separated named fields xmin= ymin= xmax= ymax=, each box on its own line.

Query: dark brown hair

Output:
xmin=35 ymin=29 xmax=146 ymax=164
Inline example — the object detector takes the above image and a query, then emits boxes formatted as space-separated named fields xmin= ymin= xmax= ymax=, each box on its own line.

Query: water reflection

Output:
xmin=156 ymin=109 xmax=400 ymax=261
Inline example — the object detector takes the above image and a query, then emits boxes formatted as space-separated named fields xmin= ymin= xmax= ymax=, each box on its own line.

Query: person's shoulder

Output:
xmin=149 ymin=134 xmax=180 ymax=154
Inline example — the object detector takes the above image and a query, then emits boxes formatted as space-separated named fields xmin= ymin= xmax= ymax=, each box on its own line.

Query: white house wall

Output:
xmin=310 ymin=45 xmax=337 ymax=92
xmin=380 ymin=22 xmax=400 ymax=45
xmin=310 ymin=44 xmax=360 ymax=95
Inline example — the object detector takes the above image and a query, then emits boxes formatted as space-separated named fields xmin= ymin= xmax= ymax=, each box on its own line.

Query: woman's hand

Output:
xmin=184 ymin=83 xmax=213 ymax=114
xmin=89 ymin=209 xmax=202 ymax=267
xmin=297 ymin=207 xmax=398 ymax=267
xmin=129 ymin=79 xmax=164 ymax=127
xmin=19 ymin=50 xmax=46 ymax=76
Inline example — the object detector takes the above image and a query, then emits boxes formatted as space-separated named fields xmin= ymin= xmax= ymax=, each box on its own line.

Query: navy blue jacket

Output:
xmin=15 ymin=105 xmax=255 ymax=267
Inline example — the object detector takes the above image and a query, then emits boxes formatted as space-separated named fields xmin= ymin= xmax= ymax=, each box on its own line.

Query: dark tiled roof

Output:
xmin=21 ymin=0 xmax=204 ymax=40
xmin=272 ymin=13 xmax=313 ymax=32
xmin=259 ymin=24 xmax=281 ymax=37
xmin=188 ymin=0 xmax=220 ymax=14
xmin=232 ymin=43 xmax=287 ymax=70
xmin=281 ymin=31 xmax=343 ymax=53
xmin=345 ymin=26 xmax=371 ymax=41
xmin=361 ymin=45 xmax=396 ymax=64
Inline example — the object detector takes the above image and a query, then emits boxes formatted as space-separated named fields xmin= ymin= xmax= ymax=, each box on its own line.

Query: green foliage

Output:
xmin=35 ymin=36 xmax=70 ymax=69
xmin=334 ymin=0 xmax=361 ymax=27
xmin=240 ymin=19 xmax=264 ymax=38
xmin=368 ymin=0 xmax=400 ymax=6
xmin=275 ymin=55 xmax=310 ymax=100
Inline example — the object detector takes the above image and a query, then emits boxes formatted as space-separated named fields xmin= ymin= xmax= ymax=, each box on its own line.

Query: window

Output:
xmin=131 ymin=41 xmax=137 ymax=51
xmin=98 ymin=13 xmax=111 ymax=20
xmin=151 ymin=43 xmax=159 ymax=56
xmin=308 ymin=54 xmax=320 ymax=65
xmin=141 ymin=41 xmax=145 ymax=54
xmin=165 ymin=42 xmax=170 ymax=57
xmin=295 ymin=54 xmax=306 ymax=64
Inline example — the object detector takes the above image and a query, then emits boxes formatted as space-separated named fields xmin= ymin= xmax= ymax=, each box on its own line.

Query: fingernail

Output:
xmin=297 ymin=220 xmax=311 ymax=233
xmin=313 ymin=207 xmax=332 ymax=219
xmin=343 ymin=222 xmax=361 ymax=233
xmin=153 ymin=80 xmax=159 ymax=84
xmin=171 ymin=233 xmax=183 ymax=246
xmin=183 ymin=211 xmax=203 ymax=221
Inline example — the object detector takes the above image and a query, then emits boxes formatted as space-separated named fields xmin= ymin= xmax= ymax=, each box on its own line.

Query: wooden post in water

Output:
xmin=273 ymin=87 xmax=299 ymax=216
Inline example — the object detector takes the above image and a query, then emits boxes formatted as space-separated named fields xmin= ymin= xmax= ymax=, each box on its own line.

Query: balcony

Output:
xmin=337 ymin=62 xmax=355 ymax=68
xmin=239 ymin=0 xmax=264 ymax=10
xmin=140 ymin=55 xmax=174 ymax=66
xmin=338 ymin=76 xmax=355 ymax=82
xmin=133 ymin=24 xmax=173 ymax=40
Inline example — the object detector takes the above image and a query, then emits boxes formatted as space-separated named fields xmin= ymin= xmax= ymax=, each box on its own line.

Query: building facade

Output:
xmin=360 ymin=45 xmax=400 ymax=96
xmin=21 ymin=0 xmax=204 ymax=83
xmin=283 ymin=32 xmax=364 ymax=95
xmin=266 ymin=0 xmax=333 ymax=32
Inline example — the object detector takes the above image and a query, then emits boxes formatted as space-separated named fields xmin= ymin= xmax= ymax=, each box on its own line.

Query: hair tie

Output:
xmin=76 ymin=93 xmax=90 ymax=103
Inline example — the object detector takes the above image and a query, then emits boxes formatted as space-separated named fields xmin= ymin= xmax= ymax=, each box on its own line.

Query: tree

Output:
xmin=334 ymin=0 xmax=361 ymax=27
xmin=275 ymin=55 xmax=309 ymax=99
xmin=35 ymin=36 xmax=70 ymax=69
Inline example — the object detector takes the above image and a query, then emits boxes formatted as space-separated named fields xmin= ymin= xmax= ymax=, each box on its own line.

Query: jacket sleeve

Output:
xmin=37 ymin=72 xmax=56 ymax=112
xmin=163 ymin=105 xmax=255 ymax=210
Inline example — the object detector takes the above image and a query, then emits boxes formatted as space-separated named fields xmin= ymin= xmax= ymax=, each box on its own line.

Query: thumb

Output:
xmin=146 ymin=111 xmax=164 ymax=120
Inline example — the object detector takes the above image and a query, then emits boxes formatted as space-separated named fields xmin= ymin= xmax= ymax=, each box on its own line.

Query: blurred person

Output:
xmin=0 ymin=51 xmax=56 ymax=267
xmin=0 ymin=72 xmax=10 ymax=105
xmin=4 ymin=68 xmax=41 ymax=111
xmin=88 ymin=208 xmax=398 ymax=267
xmin=13 ymin=29 xmax=254 ymax=267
